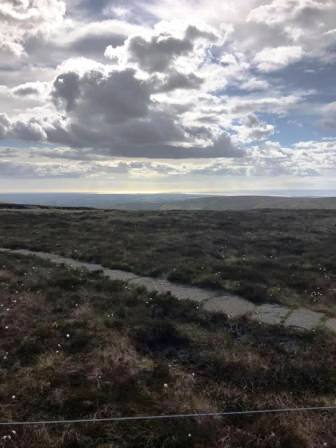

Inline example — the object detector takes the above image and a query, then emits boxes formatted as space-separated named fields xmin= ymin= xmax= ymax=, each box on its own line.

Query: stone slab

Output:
xmin=325 ymin=318 xmax=336 ymax=335
xmin=284 ymin=308 xmax=324 ymax=331
xmin=104 ymin=268 xmax=138 ymax=282
xmin=251 ymin=304 xmax=290 ymax=326
xmin=2 ymin=247 xmax=334 ymax=333
xmin=128 ymin=277 xmax=214 ymax=302
xmin=203 ymin=295 xmax=255 ymax=318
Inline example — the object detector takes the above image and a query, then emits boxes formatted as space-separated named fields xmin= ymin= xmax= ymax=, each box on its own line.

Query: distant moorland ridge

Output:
xmin=1 ymin=194 xmax=336 ymax=210
xmin=160 ymin=196 xmax=336 ymax=210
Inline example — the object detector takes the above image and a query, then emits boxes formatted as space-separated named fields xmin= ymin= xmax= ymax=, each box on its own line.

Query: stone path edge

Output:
xmin=0 ymin=248 xmax=335 ymax=335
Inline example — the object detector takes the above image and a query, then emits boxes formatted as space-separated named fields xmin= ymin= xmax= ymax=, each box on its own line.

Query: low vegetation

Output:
xmin=0 ymin=252 xmax=335 ymax=447
xmin=0 ymin=209 xmax=335 ymax=314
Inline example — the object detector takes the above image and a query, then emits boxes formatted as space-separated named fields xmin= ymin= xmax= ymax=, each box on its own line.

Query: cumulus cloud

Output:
xmin=126 ymin=33 xmax=193 ymax=73
xmin=12 ymin=81 xmax=49 ymax=97
xmin=184 ymin=138 xmax=336 ymax=178
xmin=156 ymin=70 xmax=203 ymax=92
xmin=11 ymin=120 xmax=47 ymax=141
xmin=105 ymin=23 xmax=216 ymax=72
xmin=0 ymin=0 xmax=66 ymax=61
xmin=247 ymin=0 xmax=335 ymax=27
xmin=53 ymin=67 xmax=151 ymax=120
xmin=233 ymin=114 xmax=275 ymax=143
xmin=3 ymin=57 xmax=235 ymax=158
xmin=239 ymin=78 xmax=269 ymax=92
xmin=0 ymin=17 xmax=245 ymax=160
xmin=247 ymin=0 xmax=336 ymax=60
xmin=254 ymin=46 xmax=303 ymax=72
xmin=24 ymin=18 xmax=146 ymax=68
xmin=0 ymin=114 xmax=11 ymax=138
xmin=0 ymin=0 xmax=335 ymax=184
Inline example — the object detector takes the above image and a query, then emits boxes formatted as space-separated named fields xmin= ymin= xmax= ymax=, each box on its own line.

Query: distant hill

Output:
xmin=1 ymin=194 xmax=336 ymax=211
xmin=0 ymin=193 xmax=201 ymax=210
xmin=160 ymin=196 xmax=336 ymax=210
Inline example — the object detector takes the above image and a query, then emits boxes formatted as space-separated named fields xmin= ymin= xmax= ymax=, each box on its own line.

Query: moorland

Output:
xmin=0 ymin=208 xmax=335 ymax=447
xmin=0 ymin=209 xmax=335 ymax=314
xmin=0 ymin=249 xmax=335 ymax=447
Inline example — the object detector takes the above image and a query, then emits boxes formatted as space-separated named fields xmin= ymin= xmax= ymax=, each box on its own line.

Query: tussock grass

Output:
xmin=0 ymin=252 xmax=335 ymax=447
xmin=0 ymin=209 xmax=335 ymax=314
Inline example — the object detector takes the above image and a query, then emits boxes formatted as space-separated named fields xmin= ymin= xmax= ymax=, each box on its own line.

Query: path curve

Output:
xmin=0 ymin=248 xmax=335 ymax=334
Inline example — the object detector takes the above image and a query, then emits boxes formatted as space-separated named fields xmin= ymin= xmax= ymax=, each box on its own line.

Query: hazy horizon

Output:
xmin=2 ymin=190 xmax=336 ymax=198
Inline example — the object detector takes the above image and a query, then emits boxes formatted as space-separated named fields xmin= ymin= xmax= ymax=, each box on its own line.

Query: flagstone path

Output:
xmin=1 ymin=248 xmax=334 ymax=334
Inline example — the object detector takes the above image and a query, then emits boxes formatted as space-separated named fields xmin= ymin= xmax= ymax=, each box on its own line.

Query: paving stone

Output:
xmin=32 ymin=252 xmax=103 ymax=272
xmin=284 ymin=308 xmax=324 ymax=331
xmin=251 ymin=304 xmax=290 ymax=325
xmin=129 ymin=277 xmax=214 ymax=302
xmin=203 ymin=295 xmax=255 ymax=318
xmin=2 ymin=247 xmax=333 ymax=332
xmin=104 ymin=268 xmax=138 ymax=282
xmin=325 ymin=318 xmax=336 ymax=334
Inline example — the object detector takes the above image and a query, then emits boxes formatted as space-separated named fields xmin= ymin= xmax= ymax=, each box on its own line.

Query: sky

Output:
xmin=0 ymin=0 xmax=336 ymax=194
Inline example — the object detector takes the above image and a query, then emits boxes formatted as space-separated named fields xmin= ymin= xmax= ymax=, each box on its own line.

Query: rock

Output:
xmin=325 ymin=318 xmax=336 ymax=335
xmin=128 ymin=277 xmax=214 ymax=302
xmin=284 ymin=308 xmax=324 ymax=331
xmin=251 ymin=304 xmax=290 ymax=326
xmin=2 ymin=247 xmax=334 ymax=334
xmin=104 ymin=268 xmax=137 ymax=282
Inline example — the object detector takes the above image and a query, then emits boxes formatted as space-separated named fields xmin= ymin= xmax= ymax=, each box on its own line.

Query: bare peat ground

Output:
xmin=0 ymin=251 xmax=335 ymax=447
xmin=0 ymin=209 xmax=335 ymax=315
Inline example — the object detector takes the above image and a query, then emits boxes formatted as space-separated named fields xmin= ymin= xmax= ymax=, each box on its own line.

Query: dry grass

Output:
xmin=0 ymin=209 xmax=336 ymax=314
xmin=0 ymin=251 xmax=335 ymax=447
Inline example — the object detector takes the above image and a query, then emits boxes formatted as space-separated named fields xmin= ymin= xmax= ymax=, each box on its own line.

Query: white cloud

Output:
xmin=0 ymin=0 xmax=335 ymax=186
xmin=0 ymin=0 xmax=66 ymax=61
xmin=247 ymin=0 xmax=335 ymax=27
xmin=247 ymin=0 xmax=336 ymax=60
xmin=254 ymin=46 xmax=303 ymax=72
xmin=240 ymin=78 xmax=269 ymax=92
xmin=233 ymin=114 xmax=275 ymax=144
xmin=12 ymin=81 xmax=49 ymax=98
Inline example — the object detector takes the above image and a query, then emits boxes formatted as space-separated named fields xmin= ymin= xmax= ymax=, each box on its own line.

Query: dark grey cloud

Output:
xmin=52 ymin=72 xmax=81 ymax=111
xmin=12 ymin=85 xmax=40 ymax=96
xmin=52 ymin=68 xmax=151 ymax=121
xmin=1 ymin=65 xmax=240 ymax=160
xmin=70 ymin=0 xmax=112 ymax=16
xmin=11 ymin=120 xmax=46 ymax=141
xmin=128 ymin=34 xmax=193 ymax=72
xmin=0 ymin=114 xmax=10 ymax=138
xmin=109 ymin=24 xmax=216 ymax=73
xmin=43 ymin=65 xmax=243 ymax=158
xmin=158 ymin=70 xmax=203 ymax=92
xmin=69 ymin=31 xmax=124 ymax=57
xmin=245 ymin=114 xmax=259 ymax=127
xmin=24 ymin=24 xmax=126 ymax=67
xmin=185 ymin=25 xmax=217 ymax=42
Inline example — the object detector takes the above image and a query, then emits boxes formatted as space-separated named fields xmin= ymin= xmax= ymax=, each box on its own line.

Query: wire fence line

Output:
xmin=0 ymin=406 xmax=336 ymax=427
